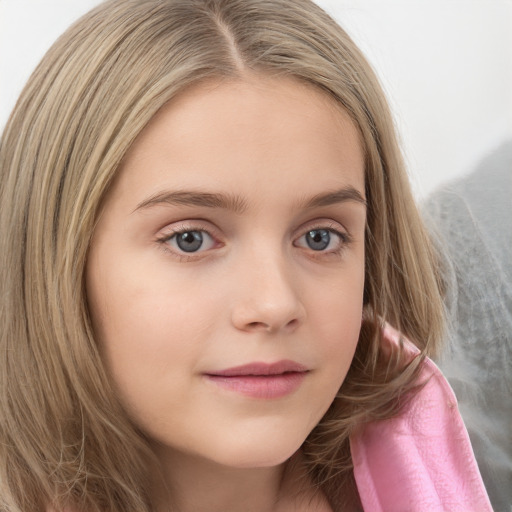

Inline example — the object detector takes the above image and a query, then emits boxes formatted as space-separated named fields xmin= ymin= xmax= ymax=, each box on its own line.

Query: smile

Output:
xmin=204 ymin=360 xmax=309 ymax=399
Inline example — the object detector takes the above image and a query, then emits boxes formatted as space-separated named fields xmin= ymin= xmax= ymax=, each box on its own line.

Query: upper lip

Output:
xmin=207 ymin=360 xmax=308 ymax=377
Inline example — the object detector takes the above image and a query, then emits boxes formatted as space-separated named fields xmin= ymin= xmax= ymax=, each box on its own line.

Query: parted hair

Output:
xmin=0 ymin=0 xmax=444 ymax=510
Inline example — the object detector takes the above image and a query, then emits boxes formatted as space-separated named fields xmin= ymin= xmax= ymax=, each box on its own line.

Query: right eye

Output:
xmin=162 ymin=229 xmax=216 ymax=254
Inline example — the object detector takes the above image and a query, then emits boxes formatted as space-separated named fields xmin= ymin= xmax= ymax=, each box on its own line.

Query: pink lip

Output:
xmin=205 ymin=360 xmax=309 ymax=399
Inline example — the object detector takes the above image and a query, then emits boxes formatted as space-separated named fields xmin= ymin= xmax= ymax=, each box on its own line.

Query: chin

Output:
xmin=205 ymin=431 xmax=306 ymax=469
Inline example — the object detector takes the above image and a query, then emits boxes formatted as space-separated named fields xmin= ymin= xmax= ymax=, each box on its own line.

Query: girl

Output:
xmin=0 ymin=0 xmax=491 ymax=510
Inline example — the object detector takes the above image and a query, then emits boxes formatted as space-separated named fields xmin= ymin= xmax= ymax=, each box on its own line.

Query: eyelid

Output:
xmin=294 ymin=218 xmax=350 ymax=239
xmin=157 ymin=220 xmax=215 ymax=237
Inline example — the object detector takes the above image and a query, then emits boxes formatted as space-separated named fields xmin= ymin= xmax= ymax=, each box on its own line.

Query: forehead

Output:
xmin=110 ymin=75 xmax=365 ymax=210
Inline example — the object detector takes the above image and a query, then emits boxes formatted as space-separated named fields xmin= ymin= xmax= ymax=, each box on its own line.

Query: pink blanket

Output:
xmin=351 ymin=330 xmax=493 ymax=511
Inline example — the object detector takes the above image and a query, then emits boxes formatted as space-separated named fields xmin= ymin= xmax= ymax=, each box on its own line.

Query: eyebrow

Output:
xmin=133 ymin=186 xmax=366 ymax=214
xmin=301 ymin=187 xmax=367 ymax=209
xmin=133 ymin=190 xmax=248 ymax=214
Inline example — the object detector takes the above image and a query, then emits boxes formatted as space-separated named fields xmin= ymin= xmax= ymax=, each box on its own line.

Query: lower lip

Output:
xmin=205 ymin=372 xmax=307 ymax=399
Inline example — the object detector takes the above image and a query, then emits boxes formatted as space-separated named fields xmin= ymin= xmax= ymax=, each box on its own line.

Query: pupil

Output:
xmin=176 ymin=231 xmax=203 ymax=252
xmin=306 ymin=229 xmax=330 ymax=251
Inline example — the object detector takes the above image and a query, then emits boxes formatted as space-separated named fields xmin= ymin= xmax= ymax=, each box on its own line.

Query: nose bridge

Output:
xmin=231 ymin=239 xmax=304 ymax=333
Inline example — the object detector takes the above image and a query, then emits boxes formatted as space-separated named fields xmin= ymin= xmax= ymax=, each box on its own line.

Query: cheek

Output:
xmin=89 ymin=247 xmax=209 ymax=343
xmin=307 ymin=272 xmax=364 ymax=376
xmin=96 ymin=289 xmax=207 ymax=369
xmin=86 ymin=255 xmax=216 ymax=410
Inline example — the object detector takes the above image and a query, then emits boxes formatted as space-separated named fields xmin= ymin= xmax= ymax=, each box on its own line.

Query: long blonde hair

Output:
xmin=0 ymin=0 xmax=444 ymax=510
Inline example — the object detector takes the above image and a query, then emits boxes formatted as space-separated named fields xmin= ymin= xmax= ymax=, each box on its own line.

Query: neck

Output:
xmin=149 ymin=447 xmax=331 ymax=512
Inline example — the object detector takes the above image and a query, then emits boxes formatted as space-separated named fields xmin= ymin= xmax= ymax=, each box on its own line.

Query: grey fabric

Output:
xmin=423 ymin=140 xmax=512 ymax=512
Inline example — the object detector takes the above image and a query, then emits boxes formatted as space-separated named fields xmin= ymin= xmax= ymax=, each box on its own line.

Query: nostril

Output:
xmin=247 ymin=321 xmax=267 ymax=330
xmin=286 ymin=318 xmax=300 ymax=329
xmin=245 ymin=318 xmax=300 ymax=333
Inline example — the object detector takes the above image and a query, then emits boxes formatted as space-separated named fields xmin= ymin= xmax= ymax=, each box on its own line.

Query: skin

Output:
xmin=86 ymin=75 xmax=366 ymax=512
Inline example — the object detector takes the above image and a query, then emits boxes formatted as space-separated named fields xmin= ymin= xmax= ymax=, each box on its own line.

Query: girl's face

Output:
xmin=86 ymin=76 xmax=366 ymax=469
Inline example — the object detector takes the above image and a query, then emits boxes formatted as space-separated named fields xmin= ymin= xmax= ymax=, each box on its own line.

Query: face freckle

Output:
xmin=85 ymin=75 xmax=366 ymax=471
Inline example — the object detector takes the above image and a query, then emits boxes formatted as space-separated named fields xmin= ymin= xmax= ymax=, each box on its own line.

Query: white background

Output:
xmin=1 ymin=0 xmax=511 ymax=199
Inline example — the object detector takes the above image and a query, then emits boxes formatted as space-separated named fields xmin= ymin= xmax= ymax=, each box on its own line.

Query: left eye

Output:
xmin=167 ymin=230 xmax=216 ymax=253
xmin=295 ymin=228 xmax=343 ymax=252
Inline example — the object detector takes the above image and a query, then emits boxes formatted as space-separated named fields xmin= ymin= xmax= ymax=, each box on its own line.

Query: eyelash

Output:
xmin=156 ymin=222 xmax=352 ymax=261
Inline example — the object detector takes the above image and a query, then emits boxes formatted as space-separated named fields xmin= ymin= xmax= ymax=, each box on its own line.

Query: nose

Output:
xmin=230 ymin=251 xmax=306 ymax=334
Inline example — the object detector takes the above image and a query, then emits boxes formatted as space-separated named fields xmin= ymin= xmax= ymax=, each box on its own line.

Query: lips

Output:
xmin=204 ymin=360 xmax=309 ymax=399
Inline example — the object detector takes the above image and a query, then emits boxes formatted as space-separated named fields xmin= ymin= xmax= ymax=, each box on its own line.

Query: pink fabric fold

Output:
xmin=350 ymin=328 xmax=493 ymax=511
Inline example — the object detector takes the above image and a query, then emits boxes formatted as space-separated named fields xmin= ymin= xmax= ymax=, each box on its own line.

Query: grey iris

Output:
xmin=176 ymin=231 xmax=203 ymax=252
xmin=306 ymin=229 xmax=330 ymax=250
